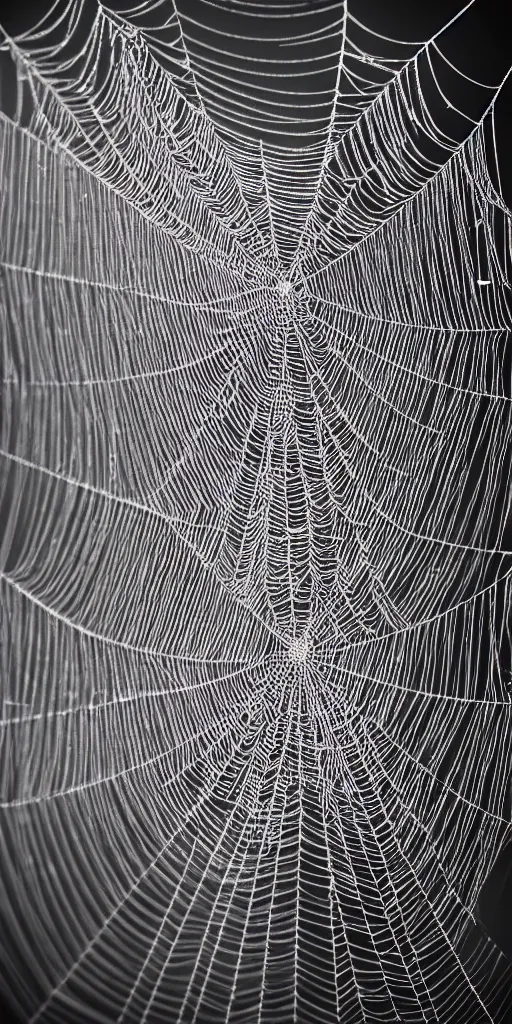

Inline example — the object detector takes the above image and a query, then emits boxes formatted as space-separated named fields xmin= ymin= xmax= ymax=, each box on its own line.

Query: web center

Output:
xmin=277 ymin=278 xmax=293 ymax=299
xmin=287 ymin=635 xmax=311 ymax=664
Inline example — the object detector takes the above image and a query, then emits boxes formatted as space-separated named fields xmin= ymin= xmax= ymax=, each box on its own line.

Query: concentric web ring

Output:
xmin=1 ymin=1 xmax=512 ymax=1021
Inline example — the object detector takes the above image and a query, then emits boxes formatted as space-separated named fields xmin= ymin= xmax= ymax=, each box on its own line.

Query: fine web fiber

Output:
xmin=0 ymin=1 xmax=512 ymax=1021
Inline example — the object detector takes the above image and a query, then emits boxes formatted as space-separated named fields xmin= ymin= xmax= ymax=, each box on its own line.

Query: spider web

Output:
xmin=1 ymin=1 xmax=512 ymax=1021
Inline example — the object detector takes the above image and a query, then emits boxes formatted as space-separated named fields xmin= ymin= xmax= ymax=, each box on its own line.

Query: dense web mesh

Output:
xmin=1 ymin=1 xmax=512 ymax=1021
